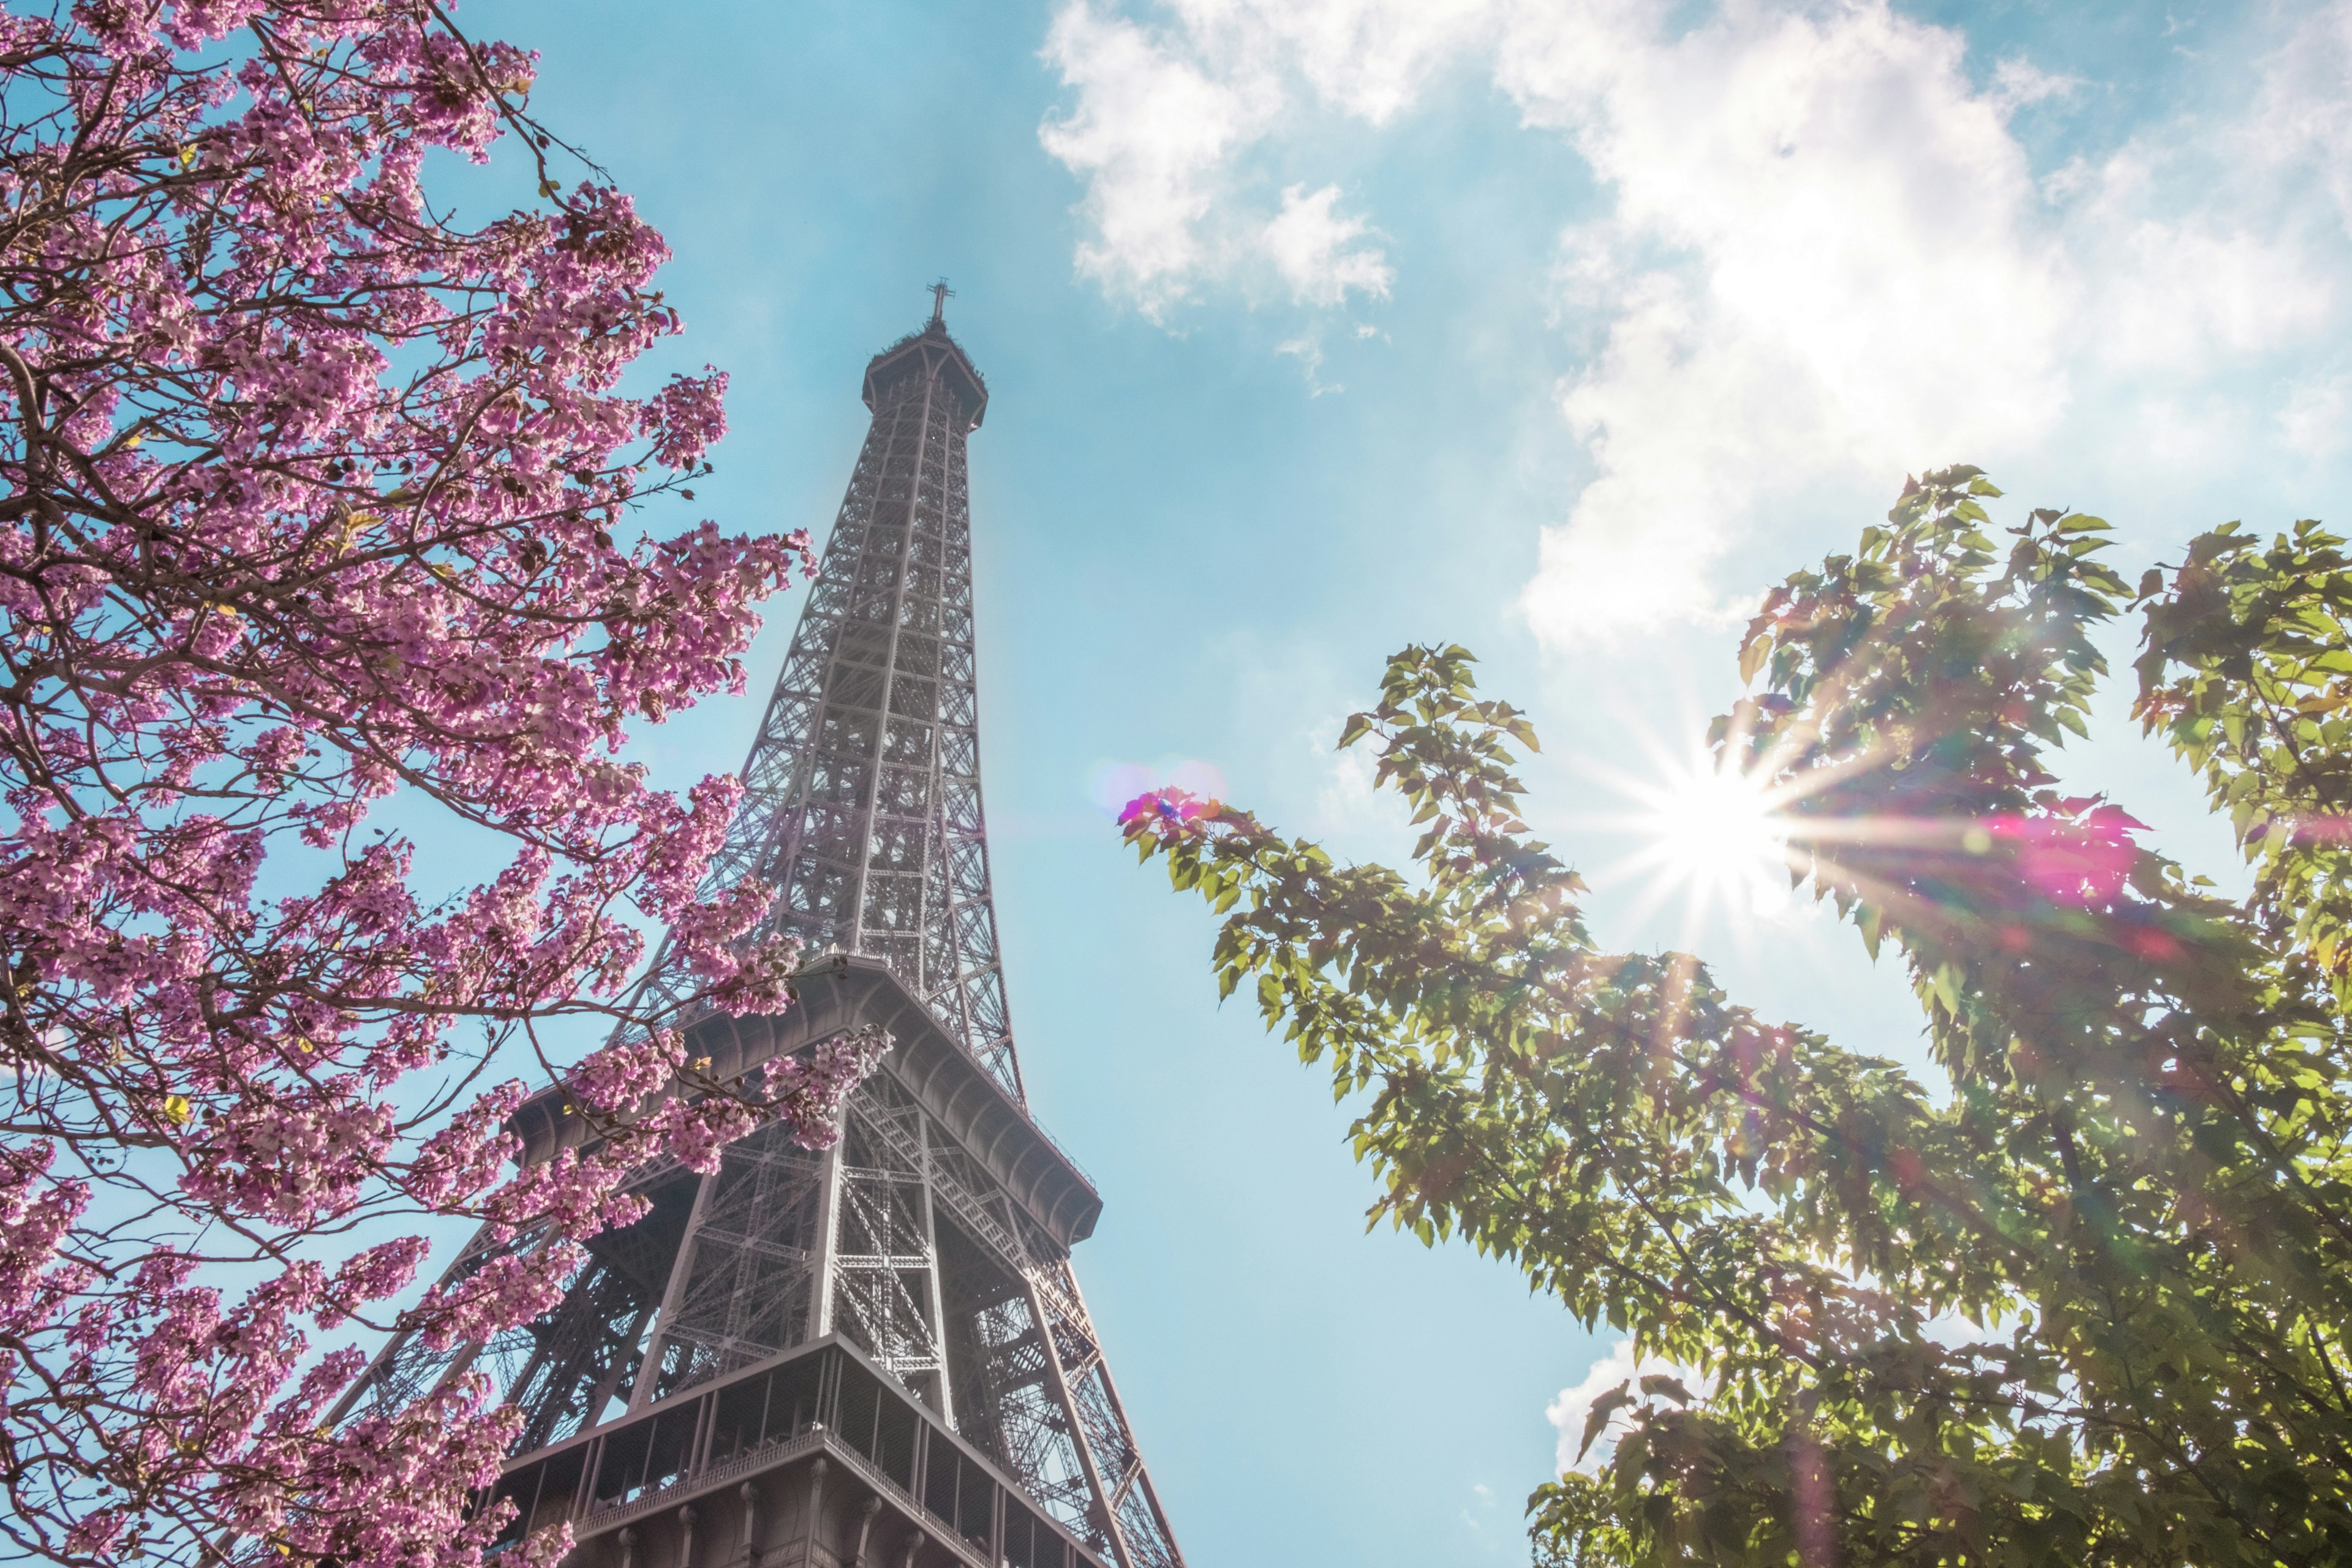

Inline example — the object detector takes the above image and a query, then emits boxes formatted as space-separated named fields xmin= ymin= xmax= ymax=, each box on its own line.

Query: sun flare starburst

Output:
xmin=1613 ymin=753 xmax=1798 ymax=933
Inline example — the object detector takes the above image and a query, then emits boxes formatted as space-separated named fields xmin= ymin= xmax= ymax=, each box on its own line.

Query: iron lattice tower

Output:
xmin=641 ymin=280 xmax=1021 ymax=1101
xmin=339 ymin=298 xmax=1185 ymax=1568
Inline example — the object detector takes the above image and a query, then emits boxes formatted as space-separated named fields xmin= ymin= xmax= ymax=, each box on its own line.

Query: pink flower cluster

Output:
xmin=0 ymin=4 xmax=868 ymax=1564
xmin=758 ymin=1025 xmax=893 ymax=1154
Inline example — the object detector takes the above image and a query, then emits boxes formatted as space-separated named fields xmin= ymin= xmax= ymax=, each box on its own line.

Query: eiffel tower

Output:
xmin=338 ymin=288 xmax=1185 ymax=1568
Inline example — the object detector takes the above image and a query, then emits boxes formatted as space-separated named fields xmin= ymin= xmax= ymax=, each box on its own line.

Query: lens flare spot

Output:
xmin=1090 ymin=758 xmax=1226 ymax=817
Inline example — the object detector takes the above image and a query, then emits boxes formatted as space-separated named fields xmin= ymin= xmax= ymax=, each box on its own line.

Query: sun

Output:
xmin=1625 ymin=754 xmax=1794 ymax=928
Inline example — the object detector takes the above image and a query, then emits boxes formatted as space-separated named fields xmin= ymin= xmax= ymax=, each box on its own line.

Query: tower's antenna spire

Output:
xmin=929 ymin=276 xmax=954 ymax=325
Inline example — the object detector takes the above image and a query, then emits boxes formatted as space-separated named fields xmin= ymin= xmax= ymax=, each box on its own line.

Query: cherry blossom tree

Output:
xmin=0 ymin=2 xmax=869 ymax=1563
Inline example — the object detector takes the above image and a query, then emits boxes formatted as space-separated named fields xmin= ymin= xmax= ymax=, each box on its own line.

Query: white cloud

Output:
xmin=1512 ymin=2 xmax=2075 ymax=640
xmin=2086 ymin=211 xmax=2334 ymax=373
xmin=1036 ymin=1 xmax=1448 ymax=315
xmin=1039 ymin=0 xmax=1476 ymax=313
xmin=2280 ymin=374 xmax=2351 ymax=456
xmin=1038 ymin=3 xmax=1280 ymax=317
xmin=1039 ymin=0 xmax=2352 ymax=640
xmin=1264 ymin=183 xmax=1393 ymax=306
xmin=2250 ymin=1 xmax=2352 ymax=225
xmin=1170 ymin=0 xmax=1492 ymax=122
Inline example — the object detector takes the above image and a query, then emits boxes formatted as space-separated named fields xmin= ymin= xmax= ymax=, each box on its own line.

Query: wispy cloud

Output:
xmin=1989 ymin=54 xmax=2085 ymax=113
xmin=1460 ymin=1477 xmax=1510 ymax=1555
xmin=1308 ymin=722 xmax=1410 ymax=840
xmin=1276 ymin=336 xmax=1342 ymax=395
xmin=2279 ymin=374 xmax=2351 ymax=457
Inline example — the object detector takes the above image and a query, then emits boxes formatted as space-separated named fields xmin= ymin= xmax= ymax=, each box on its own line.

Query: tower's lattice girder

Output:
xmin=338 ymin=315 xmax=1183 ymax=1568
xmin=647 ymin=324 xmax=1022 ymax=1102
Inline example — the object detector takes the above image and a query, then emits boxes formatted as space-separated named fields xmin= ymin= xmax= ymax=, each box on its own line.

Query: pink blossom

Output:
xmin=0 ymin=5 xmax=862 ymax=1564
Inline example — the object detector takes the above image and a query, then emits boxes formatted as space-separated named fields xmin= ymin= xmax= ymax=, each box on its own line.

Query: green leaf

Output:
xmin=1638 ymin=1374 xmax=1693 ymax=1404
xmin=1578 ymin=1384 xmax=1633 ymax=1462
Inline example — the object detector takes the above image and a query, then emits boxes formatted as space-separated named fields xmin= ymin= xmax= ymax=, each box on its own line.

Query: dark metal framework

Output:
xmin=650 ymin=308 xmax=1017 ymax=1101
xmin=341 ymin=308 xmax=1183 ymax=1568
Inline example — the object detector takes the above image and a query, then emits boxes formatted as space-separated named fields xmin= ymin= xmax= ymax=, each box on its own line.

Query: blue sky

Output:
xmin=450 ymin=0 xmax=2352 ymax=1561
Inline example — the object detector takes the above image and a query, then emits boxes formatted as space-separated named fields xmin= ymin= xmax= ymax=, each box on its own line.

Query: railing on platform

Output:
xmin=486 ymin=1335 xmax=1102 ymax=1568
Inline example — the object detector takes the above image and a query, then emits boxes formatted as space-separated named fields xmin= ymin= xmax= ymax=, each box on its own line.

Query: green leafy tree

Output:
xmin=1121 ymin=468 xmax=2352 ymax=1567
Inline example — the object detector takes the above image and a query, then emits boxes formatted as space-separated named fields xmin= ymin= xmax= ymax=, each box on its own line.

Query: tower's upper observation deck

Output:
xmin=864 ymin=315 xmax=989 ymax=431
